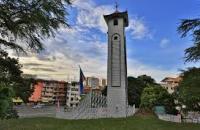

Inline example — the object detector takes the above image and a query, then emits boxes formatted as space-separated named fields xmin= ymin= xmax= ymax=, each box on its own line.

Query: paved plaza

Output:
xmin=14 ymin=105 xmax=57 ymax=118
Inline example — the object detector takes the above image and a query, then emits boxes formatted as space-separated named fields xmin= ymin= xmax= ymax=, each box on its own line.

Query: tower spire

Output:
xmin=115 ymin=1 xmax=119 ymax=12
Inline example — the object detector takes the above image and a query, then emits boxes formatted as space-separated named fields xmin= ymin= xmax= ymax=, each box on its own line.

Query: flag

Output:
xmin=79 ymin=67 xmax=86 ymax=94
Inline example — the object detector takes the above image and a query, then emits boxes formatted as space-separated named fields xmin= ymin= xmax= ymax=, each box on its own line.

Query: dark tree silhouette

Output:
xmin=178 ymin=67 xmax=200 ymax=111
xmin=0 ymin=0 xmax=71 ymax=53
xmin=178 ymin=18 xmax=200 ymax=62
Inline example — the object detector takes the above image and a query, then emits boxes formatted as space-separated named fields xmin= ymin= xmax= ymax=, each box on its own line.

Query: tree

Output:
xmin=0 ymin=0 xmax=72 ymax=119
xmin=178 ymin=18 xmax=200 ymax=62
xmin=0 ymin=50 xmax=33 ymax=102
xmin=128 ymin=77 xmax=145 ymax=107
xmin=140 ymin=85 xmax=176 ymax=114
xmin=137 ymin=75 xmax=157 ymax=86
xmin=178 ymin=67 xmax=200 ymax=111
xmin=0 ymin=50 xmax=33 ymax=119
xmin=0 ymin=83 xmax=18 ymax=119
xmin=128 ymin=75 xmax=157 ymax=107
xmin=15 ymin=78 xmax=34 ymax=103
xmin=0 ymin=0 xmax=71 ymax=52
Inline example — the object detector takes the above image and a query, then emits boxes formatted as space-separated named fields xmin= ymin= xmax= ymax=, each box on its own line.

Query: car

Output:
xmin=32 ymin=104 xmax=45 ymax=109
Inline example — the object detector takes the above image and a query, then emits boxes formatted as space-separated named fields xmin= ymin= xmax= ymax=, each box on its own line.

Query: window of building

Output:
xmin=114 ymin=19 xmax=118 ymax=26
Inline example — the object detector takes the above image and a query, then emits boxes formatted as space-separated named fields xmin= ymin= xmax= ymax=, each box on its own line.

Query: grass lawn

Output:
xmin=0 ymin=115 xmax=200 ymax=130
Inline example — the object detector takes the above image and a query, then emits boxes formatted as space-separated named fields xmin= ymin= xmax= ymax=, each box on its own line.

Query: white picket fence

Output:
xmin=183 ymin=112 xmax=200 ymax=124
xmin=157 ymin=114 xmax=182 ymax=123
xmin=157 ymin=114 xmax=200 ymax=124
xmin=182 ymin=118 xmax=200 ymax=124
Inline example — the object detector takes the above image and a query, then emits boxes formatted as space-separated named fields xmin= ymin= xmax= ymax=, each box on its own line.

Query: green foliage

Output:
xmin=0 ymin=50 xmax=22 ymax=83
xmin=102 ymin=75 xmax=156 ymax=107
xmin=128 ymin=75 xmax=157 ymax=107
xmin=178 ymin=18 xmax=200 ymax=62
xmin=137 ymin=75 xmax=157 ymax=86
xmin=0 ymin=83 xmax=18 ymax=119
xmin=0 ymin=50 xmax=32 ymax=103
xmin=0 ymin=0 xmax=71 ymax=52
xmin=16 ymin=78 xmax=34 ymax=103
xmin=140 ymin=85 xmax=177 ymax=114
xmin=178 ymin=67 xmax=200 ymax=111
xmin=128 ymin=77 xmax=145 ymax=107
xmin=0 ymin=50 xmax=34 ymax=119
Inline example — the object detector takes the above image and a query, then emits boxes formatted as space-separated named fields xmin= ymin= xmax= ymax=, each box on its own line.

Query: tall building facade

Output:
xmin=104 ymin=10 xmax=129 ymax=117
xmin=29 ymin=79 xmax=68 ymax=105
xmin=86 ymin=77 xmax=100 ymax=89
xmin=66 ymin=82 xmax=81 ymax=108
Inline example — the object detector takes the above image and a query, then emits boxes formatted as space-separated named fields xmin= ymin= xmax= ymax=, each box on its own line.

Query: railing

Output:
xmin=56 ymin=91 xmax=136 ymax=119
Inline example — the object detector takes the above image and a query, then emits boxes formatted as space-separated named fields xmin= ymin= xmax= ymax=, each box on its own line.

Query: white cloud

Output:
xmin=17 ymin=24 xmax=108 ymax=81
xmin=127 ymin=58 xmax=178 ymax=82
xmin=74 ymin=0 xmax=152 ymax=39
xmin=74 ymin=0 xmax=113 ymax=33
xmin=160 ymin=38 xmax=170 ymax=48
xmin=127 ymin=18 xmax=152 ymax=39
xmin=19 ymin=52 xmax=178 ymax=82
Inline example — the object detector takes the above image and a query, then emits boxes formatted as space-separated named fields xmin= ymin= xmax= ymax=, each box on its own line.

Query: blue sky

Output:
xmin=17 ymin=0 xmax=200 ymax=82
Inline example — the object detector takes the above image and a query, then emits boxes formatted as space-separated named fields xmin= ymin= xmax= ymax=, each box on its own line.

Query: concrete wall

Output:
xmin=157 ymin=114 xmax=181 ymax=123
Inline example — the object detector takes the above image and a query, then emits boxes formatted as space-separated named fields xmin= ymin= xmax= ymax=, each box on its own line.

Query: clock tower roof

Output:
xmin=103 ymin=11 xmax=129 ymax=27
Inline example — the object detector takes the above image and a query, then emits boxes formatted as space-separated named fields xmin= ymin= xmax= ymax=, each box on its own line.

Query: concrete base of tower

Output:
xmin=107 ymin=87 xmax=128 ymax=117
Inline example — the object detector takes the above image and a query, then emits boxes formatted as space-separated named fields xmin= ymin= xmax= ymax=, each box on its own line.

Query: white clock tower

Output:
xmin=104 ymin=9 xmax=129 ymax=117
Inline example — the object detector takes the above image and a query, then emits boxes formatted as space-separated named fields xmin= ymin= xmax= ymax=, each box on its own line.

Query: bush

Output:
xmin=0 ymin=83 xmax=18 ymax=119
xmin=178 ymin=67 xmax=200 ymax=112
xmin=140 ymin=85 xmax=177 ymax=114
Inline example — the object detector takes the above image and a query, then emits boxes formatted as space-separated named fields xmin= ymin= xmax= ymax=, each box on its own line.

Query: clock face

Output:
xmin=112 ymin=34 xmax=120 ymax=42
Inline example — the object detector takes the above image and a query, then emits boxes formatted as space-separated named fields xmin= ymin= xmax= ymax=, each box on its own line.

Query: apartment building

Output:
xmin=29 ymin=79 xmax=68 ymax=105
xmin=160 ymin=77 xmax=182 ymax=94
xmin=66 ymin=82 xmax=81 ymax=108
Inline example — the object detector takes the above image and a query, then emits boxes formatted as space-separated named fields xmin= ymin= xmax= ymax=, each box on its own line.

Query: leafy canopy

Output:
xmin=128 ymin=75 xmax=157 ymax=107
xmin=178 ymin=19 xmax=200 ymax=62
xmin=140 ymin=85 xmax=176 ymax=114
xmin=0 ymin=0 xmax=71 ymax=53
xmin=0 ymin=83 xmax=18 ymax=119
xmin=0 ymin=50 xmax=33 ymax=102
xmin=178 ymin=67 xmax=200 ymax=111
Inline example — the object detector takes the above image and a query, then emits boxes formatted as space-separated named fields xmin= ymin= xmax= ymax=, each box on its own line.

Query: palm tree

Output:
xmin=178 ymin=18 xmax=200 ymax=62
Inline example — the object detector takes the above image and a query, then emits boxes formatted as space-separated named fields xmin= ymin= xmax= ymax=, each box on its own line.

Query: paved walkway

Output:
xmin=14 ymin=105 xmax=58 ymax=118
